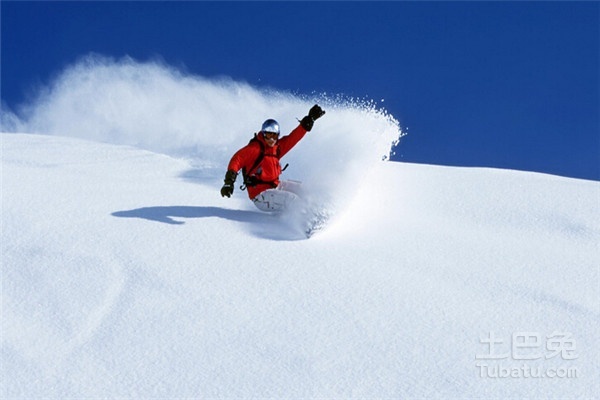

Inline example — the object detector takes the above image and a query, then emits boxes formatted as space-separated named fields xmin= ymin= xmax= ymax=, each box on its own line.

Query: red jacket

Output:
xmin=228 ymin=124 xmax=308 ymax=199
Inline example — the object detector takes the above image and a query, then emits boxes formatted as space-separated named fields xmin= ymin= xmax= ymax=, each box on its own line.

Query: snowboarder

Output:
xmin=220 ymin=104 xmax=325 ymax=212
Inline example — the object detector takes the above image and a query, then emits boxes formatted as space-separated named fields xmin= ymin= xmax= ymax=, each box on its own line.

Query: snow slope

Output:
xmin=2 ymin=133 xmax=598 ymax=399
xmin=2 ymin=56 xmax=599 ymax=398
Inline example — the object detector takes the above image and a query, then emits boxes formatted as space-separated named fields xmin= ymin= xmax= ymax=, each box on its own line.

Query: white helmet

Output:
xmin=261 ymin=119 xmax=280 ymax=135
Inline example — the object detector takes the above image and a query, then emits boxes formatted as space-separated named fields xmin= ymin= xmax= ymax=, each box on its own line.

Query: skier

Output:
xmin=220 ymin=104 xmax=325 ymax=212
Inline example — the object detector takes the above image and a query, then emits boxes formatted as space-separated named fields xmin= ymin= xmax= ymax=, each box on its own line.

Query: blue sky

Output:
xmin=2 ymin=1 xmax=598 ymax=180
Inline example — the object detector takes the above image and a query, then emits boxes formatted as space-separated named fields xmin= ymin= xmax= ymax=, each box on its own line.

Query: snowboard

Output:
xmin=252 ymin=187 xmax=333 ymax=238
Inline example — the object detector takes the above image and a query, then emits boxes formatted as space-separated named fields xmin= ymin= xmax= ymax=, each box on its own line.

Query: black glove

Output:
xmin=309 ymin=104 xmax=326 ymax=121
xmin=300 ymin=104 xmax=326 ymax=131
xmin=220 ymin=170 xmax=237 ymax=198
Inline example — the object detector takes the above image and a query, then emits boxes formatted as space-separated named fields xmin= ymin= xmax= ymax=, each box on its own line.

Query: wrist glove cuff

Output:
xmin=300 ymin=115 xmax=314 ymax=131
xmin=224 ymin=170 xmax=237 ymax=184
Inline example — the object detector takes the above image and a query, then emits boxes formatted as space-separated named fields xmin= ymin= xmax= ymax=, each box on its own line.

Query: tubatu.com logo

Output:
xmin=475 ymin=331 xmax=579 ymax=379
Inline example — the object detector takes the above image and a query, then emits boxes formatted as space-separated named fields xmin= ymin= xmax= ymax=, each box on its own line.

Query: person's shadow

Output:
xmin=112 ymin=206 xmax=262 ymax=225
xmin=111 ymin=206 xmax=305 ymax=240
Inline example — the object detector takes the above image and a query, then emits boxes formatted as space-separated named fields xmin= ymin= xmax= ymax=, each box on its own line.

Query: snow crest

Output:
xmin=2 ymin=54 xmax=404 ymax=213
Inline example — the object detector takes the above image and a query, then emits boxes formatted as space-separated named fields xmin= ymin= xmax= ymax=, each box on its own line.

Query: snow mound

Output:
xmin=2 ymin=133 xmax=598 ymax=399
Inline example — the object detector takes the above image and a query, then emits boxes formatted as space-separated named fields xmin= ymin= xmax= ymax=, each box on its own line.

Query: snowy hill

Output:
xmin=2 ymin=57 xmax=599 ymax=398
xmin=2 ymin=132 xmax=598 ymax=399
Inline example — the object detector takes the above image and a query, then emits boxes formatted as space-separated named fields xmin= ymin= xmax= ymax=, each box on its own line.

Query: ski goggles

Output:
xmin=263 ymin=131 xmax=279 ymax=140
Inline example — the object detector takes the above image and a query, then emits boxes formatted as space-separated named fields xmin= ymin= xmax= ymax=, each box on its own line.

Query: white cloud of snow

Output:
xmin=3 ymin=54 xmax=404 ymax=209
